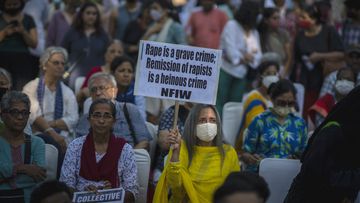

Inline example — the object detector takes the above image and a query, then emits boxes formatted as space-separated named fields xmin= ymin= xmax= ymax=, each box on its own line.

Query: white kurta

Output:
xmin=23 ymin=78 xmax=79 ymax=140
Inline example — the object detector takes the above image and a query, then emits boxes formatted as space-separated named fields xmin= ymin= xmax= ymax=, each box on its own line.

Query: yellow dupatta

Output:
xmin=235 ymin=90 xmax=269 ymax=152
xmin=153 ymin=141 xmax=240 ymax=203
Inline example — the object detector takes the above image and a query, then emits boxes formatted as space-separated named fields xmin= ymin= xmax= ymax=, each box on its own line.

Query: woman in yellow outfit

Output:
xmin=153 ymin=104 xmax=240 ymax=203
xmin=235 ymin=61 xmax=280 ymax=152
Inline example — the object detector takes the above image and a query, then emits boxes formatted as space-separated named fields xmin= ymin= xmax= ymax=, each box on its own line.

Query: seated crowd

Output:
xmin=0 ymin=0 xmax=359 ymax=202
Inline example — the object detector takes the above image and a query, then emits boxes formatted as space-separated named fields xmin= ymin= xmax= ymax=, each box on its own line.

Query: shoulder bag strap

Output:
xmin=123 ymin=103 xmax=138 ymax=145
xmin=24 ymin=134 xmax=31 ymax=164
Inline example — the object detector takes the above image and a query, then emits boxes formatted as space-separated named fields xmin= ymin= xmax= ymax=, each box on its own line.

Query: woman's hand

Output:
xmin=288 ymin=154 xmax=299 ymax=159
xmin=102 ymin=180 xmax=112 ymax=189
xmin=148 ymin=23 xmax=163 ymax=35
xmin=2 ymin=24 xmax=16 ymax=36
xmin=242 ymin=53 xmax=254 ymax=64
xmin=241 ymin=152 xmax=262 ymax=164
xmin=13 ymin=23 xmax=25 ymax=35
xmin=169 ymin=128 xmax=181 ymax=162
xmin=158 ymin=129 xmax=173 ymax=150
xmin=309 ymin=52 xmax=324 ymax=64
xmin=85 ymin=185 xmax=98 ymax=192
xmin=23 ymin=164 xmax=47 ymax=182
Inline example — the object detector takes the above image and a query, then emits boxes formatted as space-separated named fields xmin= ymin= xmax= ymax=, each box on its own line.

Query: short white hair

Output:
xmin=88 ymin=72 xmax=117 ymax=90
xmin=40 ymin=47 xmax=68 ymax=68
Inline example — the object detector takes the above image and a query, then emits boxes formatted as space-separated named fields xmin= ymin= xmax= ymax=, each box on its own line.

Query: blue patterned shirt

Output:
xmin=243 ymin=110 xmax=307 ymax=171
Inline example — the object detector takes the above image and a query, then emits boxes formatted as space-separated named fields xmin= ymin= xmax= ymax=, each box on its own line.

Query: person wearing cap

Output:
xmin=320 ymin=45 xmax=360 ymax=96
xmin=309 ymin=68 xmax=356 ymax=129
xmin=235 ymin=59 xmax=280 ymax=152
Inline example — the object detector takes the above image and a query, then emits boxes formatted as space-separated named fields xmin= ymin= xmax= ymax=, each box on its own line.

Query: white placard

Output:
xmin=72 ymin=188 xmax=125 ymax=203
xmin=134 ymin=40 xmax=222 ymax=105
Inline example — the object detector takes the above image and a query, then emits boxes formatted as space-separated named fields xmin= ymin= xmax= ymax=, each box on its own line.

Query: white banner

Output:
xmin=134 ymin=40 xmax=222 ymax=105
xmin=72 ymin=188 xmax=125 ymax=203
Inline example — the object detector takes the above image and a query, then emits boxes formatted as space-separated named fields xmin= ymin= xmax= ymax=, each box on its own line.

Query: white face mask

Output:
xmin=196 ymin=123 xmax=217 ymax=142
xmin=273 ymin=106 xmax=291 ymax=117
xmin=150 ymin=9 xmax=162 ymax=21
xmin=262 ymin=75 xmax=279 ymax=88
xmin=335 ymin=80 xmax=355 ymax=95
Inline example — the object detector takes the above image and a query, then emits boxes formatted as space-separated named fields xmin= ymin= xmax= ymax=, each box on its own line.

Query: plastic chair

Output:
xmin=74 ymin=76 xmax=85 ymax=95
xmin=45 ymin=144 xmax=58 ymax=180
xmin=134 ymin=149 xmax=151 ymax=203
xmin=145 ymin=122 xmax=158 ymax=163
xmin=222 ymin=102 xmax=243 ymax=146
xmin=259 ymin=158 xmax=301 ymax=203
xmin=83 ymin=97 xmax=92 ymax=115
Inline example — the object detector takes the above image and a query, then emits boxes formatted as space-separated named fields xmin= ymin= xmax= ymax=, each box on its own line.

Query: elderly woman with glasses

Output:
xmin=241 ymin=79 xmax=307 ymax=172
xmin=60 ymin=99 xmax=138 ymax=202
xmin=22 ymin=46 xmax=79 ymax=149
xmin=0 ymin=91 xmax=46 ymax=203
xmin=154 ymin=104 xmax=240 ymax=203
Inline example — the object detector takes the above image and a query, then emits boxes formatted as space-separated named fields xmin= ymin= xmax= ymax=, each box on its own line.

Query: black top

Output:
xmin=284 ymin=123 xmax=360 ymax=203
xmin=291 ymin=25 xmax=344 ymax=90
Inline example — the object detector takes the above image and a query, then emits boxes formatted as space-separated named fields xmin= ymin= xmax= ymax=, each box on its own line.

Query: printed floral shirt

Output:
xmin=243 ymin=110 xmax=307 ymax=171
xmin=60 ymin=136 xmax=139 ymax=197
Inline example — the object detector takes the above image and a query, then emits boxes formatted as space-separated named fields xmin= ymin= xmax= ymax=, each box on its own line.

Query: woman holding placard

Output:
xmin=60 ymin=99 xmax=138 ymax=202
xmin=153 ymin=104 xmax=240 ymax=203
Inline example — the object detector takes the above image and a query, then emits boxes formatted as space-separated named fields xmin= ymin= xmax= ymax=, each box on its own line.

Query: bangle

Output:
xmin=44 ymin=127 xmax=54 ymax=133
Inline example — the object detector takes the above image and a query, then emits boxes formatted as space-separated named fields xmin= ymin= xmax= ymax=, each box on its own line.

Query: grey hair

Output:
xmin=182 ymin=104 xmax=225 ymax=168
xmin=1 ymin=91 xmax=31 ymax=112
xmin=0 ymin=68 xmax=12 ymax=87
xmin=88 ymin=72 xmax=117 ymax=90
xmin=88 ymin=98 xmax=116 ymax=119
xmin=39 ymin=47 xmax=68 ymax=68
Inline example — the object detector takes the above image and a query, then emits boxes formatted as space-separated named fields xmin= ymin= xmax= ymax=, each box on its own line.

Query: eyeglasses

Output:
xmin=90 ymin=112 xmax=114 ymax=120
xmin=3 ymin=109 xmax=31 ymax=118
xmin=48 ymin=60 xmax=65 ymax=66
xmin=90 ymin=86 xmax=112 ymax=93
xmin=275 ymin=100 xmax=296 ymax=107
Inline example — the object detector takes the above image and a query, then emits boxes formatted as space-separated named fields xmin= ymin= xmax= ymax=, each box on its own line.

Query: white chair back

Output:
xmin=145 ymin=122 xmax=158 ymax=163
xmin=83 ymin=97 xmax=92 ymax=115
xmin=45 ymin=144 xmax=58 ymax=180
xmin=259 ymin=158 xmax=301 ymax=203
xmin=222 ymin=102 xmax=243 ymax=146
xmin=75 ymin=76 xmax=86 ymax=95
xmin=294 ymin=83 xmax=305 ymax=116
xmin=134 ymin=149 xmax=151 ymax=203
